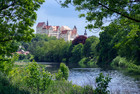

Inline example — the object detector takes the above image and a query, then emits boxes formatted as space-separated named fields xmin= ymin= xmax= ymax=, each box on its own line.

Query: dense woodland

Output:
xmin=0 ymin=0 xmax=140 ymax=94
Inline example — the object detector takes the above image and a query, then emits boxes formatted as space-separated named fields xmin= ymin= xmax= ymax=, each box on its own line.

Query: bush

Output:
xmin=78 ymin=57 xmax=88 ymax=68
xmin=0 ymin=72 xmax=29 ymax=94
xmin=87 ymin=57 xmax=98 ymax=67
xmin=9 ymin=62 xmax=53 ymax=94
xmin=94 ymin=73 xmax=111 ymax=94
xmin=56 ymin=63 xmax=69 ymax=80
xmin=82 ymin=85 xmax=94 ymax=94
xmin=78 ymin=57 xmax=98 ymax=68
xmin=18 ymin=54 xmax=34 ymax=62
xmin=111 ymin=56 xmax=140 ymax=74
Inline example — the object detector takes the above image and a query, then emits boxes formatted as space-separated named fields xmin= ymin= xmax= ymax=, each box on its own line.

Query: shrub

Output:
xmin=78 ymin=57 xmax=88 ymax=68
xmin=0 ymin=72 xmax=29 ymax=94
xmin=87 ymin=57 xmax=98 ymax=67
xmin=94 ymin=73 xmax=111 ymax=94
xmin=56 ymin=63 xmax=69 ymax=80
xmin=111 ymin=56 xmax=140 ymax=74
xmin=111 ymin=56 xmax=128 ymax=68
xmin=82 ymin=85 xmax=94 ymax=94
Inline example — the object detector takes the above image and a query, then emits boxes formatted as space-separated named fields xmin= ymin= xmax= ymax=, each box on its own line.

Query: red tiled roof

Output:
xmin=16 ymin=51 xmax=30 ymax=55
xmin=43 ymin=26 xmax=51 ymax=29
xmin=37 ymin=22 xmax=45 ymax=27
xmin=56 ymin=26 xmax=59 ymax=31
xmin=71 ymin=29 xmax=77 ymax=35
xmin=52 ymin=26 xmax=60 ymax=31
xmin=61 ymin=30 xmax=68 ymax=34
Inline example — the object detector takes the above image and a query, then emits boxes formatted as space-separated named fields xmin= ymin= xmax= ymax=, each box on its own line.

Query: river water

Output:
xmin=68 ymin=68 xmax=140 ymax=94
xmin=39 ymin=62 xmax=140 ymax=94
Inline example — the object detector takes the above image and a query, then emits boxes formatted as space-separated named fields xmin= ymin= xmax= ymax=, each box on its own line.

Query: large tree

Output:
xmin=0 ymin=0 xmax=44 ymax=59
xmin=57 ymin=0 xmax=140 ymax=29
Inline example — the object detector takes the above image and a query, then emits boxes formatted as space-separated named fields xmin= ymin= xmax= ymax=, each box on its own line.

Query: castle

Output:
xmin=36 ymin=21 xmax=78 ymax=41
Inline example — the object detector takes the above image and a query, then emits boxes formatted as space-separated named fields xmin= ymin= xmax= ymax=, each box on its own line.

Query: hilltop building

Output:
xmin=36 ymin=21 xmax=78 ymax=41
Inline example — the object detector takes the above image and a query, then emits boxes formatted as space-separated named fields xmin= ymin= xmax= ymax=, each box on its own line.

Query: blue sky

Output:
xmin=33 ymin=0 xmax=100 ymax=37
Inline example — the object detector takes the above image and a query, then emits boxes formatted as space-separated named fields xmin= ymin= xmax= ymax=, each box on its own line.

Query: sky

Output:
xmin=33 ymin=0 xmax=100 ymax=37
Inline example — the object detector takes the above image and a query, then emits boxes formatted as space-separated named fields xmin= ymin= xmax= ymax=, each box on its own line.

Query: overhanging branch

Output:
xmin=98 ymin=2 xmax=140 ymax=22
xmin=0 ymin=0 xmax=16 ymax=12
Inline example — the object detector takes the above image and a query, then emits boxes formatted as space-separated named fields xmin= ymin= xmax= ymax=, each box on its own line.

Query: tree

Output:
xmin=0 ymin=0 xmax=45 ymax=60
xmin=57 ymin=0 xmax=140 ymax=29
xmin=83 ymin=36 xmax=99 ymax=57
xmin=96 ymin=25 xmax=118 ymax=66
xmin=72 ymin=35 xmax=87 ymax=45
xmin=112 ymin=19 xmax=140 ymax=64
xmin=69 ymin=43 xmax=84 ymax=65
xmin=97 ymin=18 xmax=140 ymax=65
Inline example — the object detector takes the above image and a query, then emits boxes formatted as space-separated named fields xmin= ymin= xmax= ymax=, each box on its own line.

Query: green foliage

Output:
xmin=0 ymin=72 xmax=29 ymax=94
xmin=87 ymin=57 xmax=98 ymax=67
xmin=83 ymin=36 xmax=99 ymax=58
xmin=40 ymin=68 xmax=53 ymax=93
xmin=9 ymin=62 xmax=53 ymax=94
xmin=94 ymin=73 xmax=111 ymax=94
xmin=0 ymin=0 xmax=45 ymax=60
xmin=111 ymin=56 xmax=140 ymax=74
xmin=56 ymin=63 xmax=69 ymax=80
xmin=55 ymin=69 xmax=63 ymax=80
xmin=78 ymin=57 xmax=88 ymax=68
xmin=18 ymin=54 xmax=34 ymax=62
xmin=0 ymin=54 xmax=18 ymax=75
xmin=46 ymin=81 xmax=84 ymax=94
xmin=96 ymin=28 xmax=117 ymax=66
xmin=59 ymin=0 xmax=140 ymax=29
xmin=113 ymin=19 xmax=140 ymax=63
xmin=22 ymin=34 xmax=100 ymax=68
xmin=82 ymin=85 xmax=94 ymax=94
xmin=96 ymin=18 xmax=139 ymax=73
xmin=24 ymin=62 xmax=40 ymax=93
xmin=25 ymin=34 xmax=69 ymax=62
xmin=69 ymin=43 xmax=84 ymax=66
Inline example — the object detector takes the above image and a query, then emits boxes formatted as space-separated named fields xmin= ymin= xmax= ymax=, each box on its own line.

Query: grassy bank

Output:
xmin=111 ymin=56 xmax=140 ymax=76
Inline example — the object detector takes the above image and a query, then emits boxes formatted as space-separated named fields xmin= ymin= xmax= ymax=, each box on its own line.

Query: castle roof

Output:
xmin=61 ymin=30 xmax=69 ymax=34
xmin=61 ymin=26 xmax=71 ymax=31
xmin=43 ymin=26 xmax=51 ymax=29
xmin=52 ymin=26 xmax=60 ymax=31
xmin=37 ymin=22 xmax=45 ymax=27
xmin=71 ymin=29 xmax=77 ymax=36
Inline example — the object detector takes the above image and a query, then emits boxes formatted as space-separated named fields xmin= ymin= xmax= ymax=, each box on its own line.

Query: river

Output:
xmin=38 ymin=62 xmax=140 ymax=94
xmin=68 ymin=68 xmax=140 ymax=94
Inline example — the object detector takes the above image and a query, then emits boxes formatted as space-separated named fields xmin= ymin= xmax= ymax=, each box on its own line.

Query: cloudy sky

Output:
xmin=33 ymin=0 xmax=100 ymax=37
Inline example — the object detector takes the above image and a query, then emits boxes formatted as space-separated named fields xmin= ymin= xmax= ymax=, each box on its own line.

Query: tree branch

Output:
xmin=0 ymin=37 xmax=13 ymax=43
xmin=0 ymin=0 xmax=16 ymax=12
xmin=98 ymin=2 xmax=140 ymax=22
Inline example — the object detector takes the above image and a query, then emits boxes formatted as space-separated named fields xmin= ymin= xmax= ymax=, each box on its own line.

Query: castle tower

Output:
xmin=74 ymin=25 xmax=77 ymax=30
xmin=84 ymin=29 xmax=87 ymax=36
xmin=46 ymin=20 xmax=49 ymax=26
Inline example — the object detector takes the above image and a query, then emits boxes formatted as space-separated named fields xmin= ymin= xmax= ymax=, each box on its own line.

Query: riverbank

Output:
xmin=12 ymin=61 xmax=140 ymax=94
xmin=1 ymin=62 xmax=113 ymax=94
xmin=110 ymin=56 xmax=140 ymax=78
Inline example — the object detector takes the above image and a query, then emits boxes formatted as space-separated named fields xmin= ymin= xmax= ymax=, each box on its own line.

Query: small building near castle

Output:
xmin=36 ymin=21 xmax=78 ymax=41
